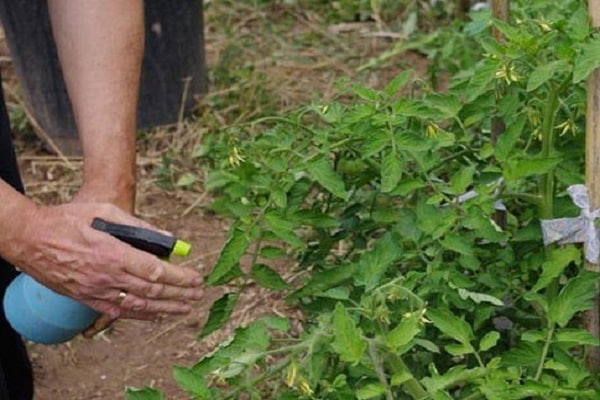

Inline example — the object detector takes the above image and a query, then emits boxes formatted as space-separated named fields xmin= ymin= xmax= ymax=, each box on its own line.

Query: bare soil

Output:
xmin=2 ymin=2 xmax=431 ymax=398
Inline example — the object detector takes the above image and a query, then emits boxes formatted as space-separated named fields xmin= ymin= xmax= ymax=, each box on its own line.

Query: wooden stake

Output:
xmin=585 ymin=0 xmax=600 ymax=373
xmin=491 ymin=0 xmax=510 ymax=43
xmin=491 ymin=0 xmax=510 ymax=228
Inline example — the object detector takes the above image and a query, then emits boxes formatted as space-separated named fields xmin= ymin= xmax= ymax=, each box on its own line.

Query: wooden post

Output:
xmin=0 ymin=0 xmax=207 ymax=156
xmin=491 ymin=0 xmax=510 ymax=228
xmin=585 ymin=0 xmax=600 ymax=373
xmin=491 ymin=0 xmax=510 ymax=43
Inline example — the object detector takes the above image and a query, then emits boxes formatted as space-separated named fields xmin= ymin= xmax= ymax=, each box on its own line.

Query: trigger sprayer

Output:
xmin=2 ymin=218 xmax=191 ymax=344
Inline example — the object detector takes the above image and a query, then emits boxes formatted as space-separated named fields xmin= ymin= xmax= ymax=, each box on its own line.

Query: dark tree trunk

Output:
xmin=0 ymin=0 xmax=207 ymax=156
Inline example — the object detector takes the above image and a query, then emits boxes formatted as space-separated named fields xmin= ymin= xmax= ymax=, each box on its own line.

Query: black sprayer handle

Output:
xmin=91 ymin=218 xmax=177 ymax=258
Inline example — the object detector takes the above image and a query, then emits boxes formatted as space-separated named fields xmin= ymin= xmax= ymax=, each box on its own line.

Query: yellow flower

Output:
xmin=555 ymin=120 xmax=577 ymax=136
xmin=527 ymin=108 xmax=541 ymax=127
xmin=425 ymin=122 xmax=440 ymax=137
xmin=298 ymin=377 xmax=314 ymax=396
xmin=228 ymin=145 xmax=245 ymax=167
xmin=538 ymin=19 xmax=552 ymax=32
xmin=285 ymin=362 xmax=298 ymax=388
xmin=495 ymin=62 xmax=521 ymax=85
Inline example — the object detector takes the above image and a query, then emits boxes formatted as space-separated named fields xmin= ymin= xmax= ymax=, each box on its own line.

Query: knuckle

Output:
xmin=147 ymin=283 xmax=165 ymax=298
xmin=84 ymin=273 xmax=113 ymax=288
xmin=147 ymin=262 xmax=166 ymax=282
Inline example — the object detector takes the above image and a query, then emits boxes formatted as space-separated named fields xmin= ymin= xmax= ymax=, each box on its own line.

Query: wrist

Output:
xmin=76 ymin=177 xmax=136 ymax=213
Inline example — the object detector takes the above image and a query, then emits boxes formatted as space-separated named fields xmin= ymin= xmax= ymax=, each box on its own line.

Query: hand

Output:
xmin=0 ymin=201 xmax=203 ymax=335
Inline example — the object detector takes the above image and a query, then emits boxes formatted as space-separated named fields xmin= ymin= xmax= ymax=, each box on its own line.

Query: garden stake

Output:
xmin=491 ymin=0 xmax=510 ymax=43
xmin=491 ymin=0 xmax=510 ymax=229
xmin=585 ymin=0 xmax=600 ymax=372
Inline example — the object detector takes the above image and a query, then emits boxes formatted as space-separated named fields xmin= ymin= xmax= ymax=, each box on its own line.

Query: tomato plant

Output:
xmin=129 ymin=1 xmax=600 ymax=398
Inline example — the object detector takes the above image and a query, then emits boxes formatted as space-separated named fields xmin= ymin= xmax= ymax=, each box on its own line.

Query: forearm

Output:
xmin=48 ymin=0 xmax=144 ymax=211
xmin=0 ymin=179 xmax=37 ymax=258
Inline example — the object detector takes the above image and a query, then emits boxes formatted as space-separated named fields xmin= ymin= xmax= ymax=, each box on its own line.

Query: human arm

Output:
xmin=48 ymin=0 xmax=143 ymax=211
xmin=0 ymin=1 xmax=203 ymax=330
xmin=0 ymin=179 xmax=203 ymax=320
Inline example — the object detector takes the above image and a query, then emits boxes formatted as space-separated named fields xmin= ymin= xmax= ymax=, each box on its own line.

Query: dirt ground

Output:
xmin=1 ymin=2 xmax=430 ymax=399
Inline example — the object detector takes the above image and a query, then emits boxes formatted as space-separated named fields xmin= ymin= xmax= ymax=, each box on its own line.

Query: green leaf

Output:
xmin=573 ymin=34 xmax=600 ymax=83
xmin=356 ymin=383 xmax=387 ymax=399
xmin=549 ymin=271 xmax=599 ymax=327
xmin=417 ymin=202 xmax=456 ymax=239
xmin=264 ymin=212 xmax=304 ymax=248
xmin=465 ymin=61 xmax=498 ymax=102
xmin=426 ymin=93 xmax=462 ymax=119
xmin=393 ymin=178 xmax=425 ymax=196
xmin=259 ymin=246 xmax=287 ymax=260
xmin=205 ymin=170 xmax=239 ymax=191
xmin=250 ymin=263 xmax=290 ymax=290
xmin=306 ymin=156 xmax=348 ymax=199
xmin=287 ymin=264 xmax=356 ymax=301
xmin=315 ymin=286 xmax=351 ymax=300
xmin=456 ymin=287 xmax=504 ymax=306
xmin=355 ymin=232 xmax=401 ymax=290
xmin=531 ymin=246 xmax=580 ymax=293
xmin=381 ymin=150 xmax=402 ymax=193
xmin=522 ymin=330 xmax=546 ymax=343
xmin=555 ymin=329 xmax=600 ymax=347
xmin=206 ymin=227 xmax=249 ymax=286
xmin=262 ymin=316 xmax=289 ymax=332
xmin=502 ymin=342 xmax=543 ymax=368
xmin=386 ymin=310 xmax=423 ymax=351
xmin=504 ymin=157 xmax=562 ymax=181
xmin=331 ymin=303 xmax=367 ymax=364
xmin=392 ymin=98 xmax=432 ymax=118
xmin=445 ymin=343 xmax=475 ymax=356
xmin=176 ymin=172 xmax=197 ymax=187
xmin=495 ymin=115 xmax=526 ymax=162
xmin=270 ymin=186 xmax=288 ymax=208
xmin=391 ymin=370 xmax=412 ymax=386
xmin=447 ymin=165 xmax=475 ymax=195
xmin=384 ymin=70 xmax=412 ymax=96
xmin=125 ymin=387 xmax=163 ymax=400
xmin=198 ymin=292 xmax=239 ymax=338
xmin=422 ymin=366 xmax=486 ymax=394
xmin=527 ymin=60 xmax=570 ymax=91
xmin=172 ymin=366 xmax=209 ymax=398
xmin=427 ymin=308 xmax=474 ymax=346
xmin=441 ymin=233 xmax=474 ymax=256
xmin=479 ymin=331 xmax=501 ymax=352
xmin=352 ymin=84 xmax=380 ymax=102
xmin=414 ymin=338 xmax=440 ymax=353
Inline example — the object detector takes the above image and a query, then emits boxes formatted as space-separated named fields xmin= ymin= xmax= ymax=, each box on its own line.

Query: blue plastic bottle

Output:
xmin=3 ymin=275 xmax=99 ymax=344
xmin=3 ymin=218 xmax=191 ymax=344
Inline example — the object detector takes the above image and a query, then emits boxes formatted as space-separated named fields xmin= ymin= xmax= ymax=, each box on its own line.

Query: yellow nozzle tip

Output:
xmin=172 ymin=240 xmax=192 ymax=257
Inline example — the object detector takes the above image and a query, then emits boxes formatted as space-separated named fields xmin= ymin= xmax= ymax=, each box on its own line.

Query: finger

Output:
xmin=122 ymin=256 xmax=202 ymax=287
xmin=119 ymin=292 xmax=192 ymax=316
xmin=122 ymin=279 xmax=205 ymax=301
xmin=84 ymin=227 xmax=202 ymax=288
xmin=79 ymin=271 xmax=204 ymax=302
xmin=82 ymin=314 xmax=116 ymax=338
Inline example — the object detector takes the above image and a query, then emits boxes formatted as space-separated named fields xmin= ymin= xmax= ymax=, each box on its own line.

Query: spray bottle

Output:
xmin=3 ymin=218 xmax=191 ymax=344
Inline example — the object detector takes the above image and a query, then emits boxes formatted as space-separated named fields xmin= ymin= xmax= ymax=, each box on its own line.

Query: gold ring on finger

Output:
xmin=114 ymin=290 xmax=128 ymax=305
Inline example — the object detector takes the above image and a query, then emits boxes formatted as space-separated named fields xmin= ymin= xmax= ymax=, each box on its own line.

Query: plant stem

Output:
xmin=223 ymin=358 xmax=291 ymax=400
xmin=534 ymin=324 xmax=555 ymax=381
xmin=538 ymin=88 xmax=559 ymax=220
xmin=386 ymin=353 xmax=429 ymax=400
xmin=538 ymin=88 xmax=560 ymax=311
xmin=368 ymin=339 xmax=394 ymax=400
